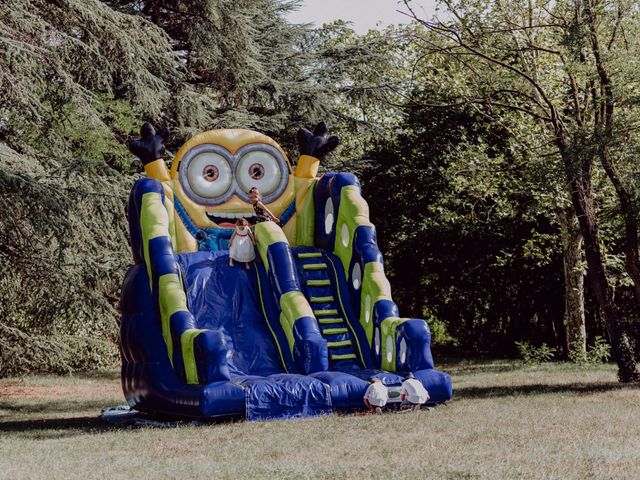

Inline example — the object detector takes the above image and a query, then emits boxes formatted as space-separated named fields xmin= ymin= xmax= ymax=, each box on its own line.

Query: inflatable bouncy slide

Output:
xmin=120 ymin=122 xmax=452 ymax=420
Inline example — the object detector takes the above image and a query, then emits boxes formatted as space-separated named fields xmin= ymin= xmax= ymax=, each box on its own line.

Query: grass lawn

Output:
xmin=1 ymin=359 xmax=638 ymax=479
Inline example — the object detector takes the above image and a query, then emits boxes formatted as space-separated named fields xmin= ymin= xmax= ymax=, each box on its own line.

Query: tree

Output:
xmin=316 ymin=21 xmax=584 ymax=355
xmin=401 ymin=0 xmax=639 ymax=381
xmin=0 ymin=0 xmax=338 ymax=375
xmin=559 ymin=207 xmax=586 ymax=355
xmin=1 ymin=0 xmax=179 ymax=365
xmin=106 ymin=0 xmax=335 ymax=148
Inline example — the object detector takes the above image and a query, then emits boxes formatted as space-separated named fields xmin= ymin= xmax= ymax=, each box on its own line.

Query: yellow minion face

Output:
xmin=170 ymin=129 xmax=295 ymax=229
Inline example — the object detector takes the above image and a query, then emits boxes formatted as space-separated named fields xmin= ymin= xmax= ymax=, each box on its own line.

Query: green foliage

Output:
xmin=0 ymin=0 xmax=339 ymax=376
xmin=1 ymin=0 xmax=330 ymax=168
xmin=0 ymin=143 xmax=132 ymax=372
xmin=515 ymin=341 xmax=556 ymax=365
xmin=588 ymin=337 xmax=613 ymax=364
xmin=0 ymin=323 xmax=73 ymax=376
xmin=0 ymin=322 xmax=118 ymax=376
xmin=568 ymin=337 xmax=612 ymax=365
xmin=357 ymin=92 xmax=564 ymax=353
xmin=3 ymin=0 xmax=640 ymax=375
xmin=427 ymin=316 xmax=459 ymax=349
xmin=106 ymin=0 xmax=334 ymax=150
xmin=63 ymin=95 xmax=144 ymax=174
xmin=308 ymin=22 xmax=410 ymax=167
xmin=63 ymin=336 xmax=120 ymax=371
xmin=0 ymin=0 xmax=178 ymax=164
xmin=320 ymin=3 xmax=640 ymax=366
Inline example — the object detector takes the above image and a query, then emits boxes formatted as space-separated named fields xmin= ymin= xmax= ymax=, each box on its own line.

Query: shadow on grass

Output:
xmin=0 ymin=395 xmax=243 ymax=440
xmin=0 ymin=415 xmax=117 ymax=440
xmin=436 ymin=357 xmax=618 ymax=377
xmin=0 ymin=397 xmax=126 ymax=439
xmin=0 ymin=398 xmax=121 ymax=415
xmin=456 ymin=381 xmax=639 ymax=400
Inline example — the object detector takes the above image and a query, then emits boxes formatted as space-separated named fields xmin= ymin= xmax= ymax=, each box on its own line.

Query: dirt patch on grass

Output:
xmin=0 ymin=378 xmax=120 ymax=400
xmin=586 ymin=387 xmax=640 ymax=402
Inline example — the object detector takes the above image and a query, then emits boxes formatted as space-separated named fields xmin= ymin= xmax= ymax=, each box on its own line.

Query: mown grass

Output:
xmin=1 ymin=360 xmax=638 ymax=479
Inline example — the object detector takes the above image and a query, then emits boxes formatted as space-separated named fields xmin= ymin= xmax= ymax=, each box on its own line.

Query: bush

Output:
xmin=567 ymin=342 xmax=588 ymax=364
xmin=0 ymin=145 xmax=132 ymax=343
xmin=0 ymin=323 xmax=72 ymax=376
xmin=515 ymin=341 xmax=556 ymax=364
xmin=569 ymin=336 xmax=611 ymax=365
xmin=0 ymin=323 xmax=118 ymax=377
xmin=587 ymin=336 xmax=612 ymax=364
xmin=63 ymin=336 xmax=120 ymax=371
xmin=426 ymin=316 xmax=459 ymax=348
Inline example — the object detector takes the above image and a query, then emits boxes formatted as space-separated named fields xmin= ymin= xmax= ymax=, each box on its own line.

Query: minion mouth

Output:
xmin=206 ymin=211 xmax=257 ymax=227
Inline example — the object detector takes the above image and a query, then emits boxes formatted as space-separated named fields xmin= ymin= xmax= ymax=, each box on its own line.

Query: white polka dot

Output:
xmin=374 ymin=328 xmax=381 ymax=355
xmin=352 ymin=263 xmax=361 ymax=290
xmin=324 ymin=198 xmax=334 ymax=235
xmin=399 ymin=338 xmax=407 ymax=364
xmin=386 ymin=336 xmax=393 ymax=363
xmin=364 ymin=295 xmax=371 ymax=324
xmin=341 ymin=223 xmax=349 ymax=247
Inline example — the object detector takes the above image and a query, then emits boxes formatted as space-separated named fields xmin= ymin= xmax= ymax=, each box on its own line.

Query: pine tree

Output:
xmin=107 ymin=0 xmax=333 ymax=147
xmin=0 ymin=0 xmax=334 ymax=375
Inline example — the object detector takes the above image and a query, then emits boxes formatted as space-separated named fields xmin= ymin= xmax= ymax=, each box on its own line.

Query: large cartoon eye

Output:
xmin=179 ymin=145 xmax=234 ymax=206
xmin=235 ymin=150 xmax=283 ymax=197
xmin=186 ymin=151 xmax=232 ymax=199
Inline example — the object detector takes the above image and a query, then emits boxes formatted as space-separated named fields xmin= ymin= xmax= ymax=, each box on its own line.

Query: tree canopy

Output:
xmin=1 ymin=0 xmax=639 ymax=379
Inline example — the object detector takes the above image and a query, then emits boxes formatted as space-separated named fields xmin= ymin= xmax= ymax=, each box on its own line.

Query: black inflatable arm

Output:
xmin=296 ymin=121 xmax=339 ymax=160
xmin=128 ymin=122 xmax=170 ymax=165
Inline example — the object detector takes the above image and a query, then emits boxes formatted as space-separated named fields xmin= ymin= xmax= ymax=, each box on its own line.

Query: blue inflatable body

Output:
xmin=119 ymin=126 xmax=452 ymax=420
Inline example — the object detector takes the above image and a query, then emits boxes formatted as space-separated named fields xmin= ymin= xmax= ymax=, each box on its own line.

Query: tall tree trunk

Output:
xmin=563 ymin=1 xmax=639 ymax=380
xmin=558 ymin=206 xmax=586 ymax=357
xmin=565 ymin=163 xmax=639 ymax=381
xmin=584 ymin=0 xmax=640 ymax=303
xmin=597 ymin=150 xmax=640 ymax=301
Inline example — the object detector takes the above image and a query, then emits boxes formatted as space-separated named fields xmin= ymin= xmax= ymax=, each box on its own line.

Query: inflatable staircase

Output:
xmin=294 ymin=248 xmax=361 ymax=367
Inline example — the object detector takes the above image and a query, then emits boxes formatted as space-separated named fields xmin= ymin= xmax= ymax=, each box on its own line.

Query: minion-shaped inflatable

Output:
xmin=120 ymin=122 xmax=452 ymax=420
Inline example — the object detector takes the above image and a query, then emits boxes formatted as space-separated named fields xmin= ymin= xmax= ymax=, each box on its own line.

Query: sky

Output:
xmin=285 ymin=0 xmax=438 ymax=34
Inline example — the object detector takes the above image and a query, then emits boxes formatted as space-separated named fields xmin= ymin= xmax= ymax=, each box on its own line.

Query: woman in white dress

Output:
xmin=228 ymin=218 xmax=256 ymax=269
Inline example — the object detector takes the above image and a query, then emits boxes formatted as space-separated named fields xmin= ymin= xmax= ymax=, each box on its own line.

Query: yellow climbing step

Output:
xmin=318 ymin=317 xmax=343 ymax=325
xmin=314 ymin=309 xmax=338 ymax=316
xmin=303 ymin=263 xmax=327 ymax=271
xmin=310 ymin=296 xmax=334 ymax=303
xmin=322 ymin=327 xmax=348 ymax=335
xmin=307 ymin=279 xmax=330 ymax=287
xmin=297 ymin=252 xmax=322 ymax=259
xmin=327 ymin=340 xmax=352 ymax=348
xmin=331 ymin=353 xmax=357 ymax=361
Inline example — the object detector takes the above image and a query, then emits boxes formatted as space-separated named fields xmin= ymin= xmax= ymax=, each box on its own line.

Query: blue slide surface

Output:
xmin=179 ymin=251 xmax=332 ymax=420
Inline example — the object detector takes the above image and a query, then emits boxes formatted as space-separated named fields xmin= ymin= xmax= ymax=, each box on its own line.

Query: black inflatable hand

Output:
xmin=128 ymin=122 xmax=170 ymax=165
xmin=297 ymin=121 xmax=339 ymax=159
